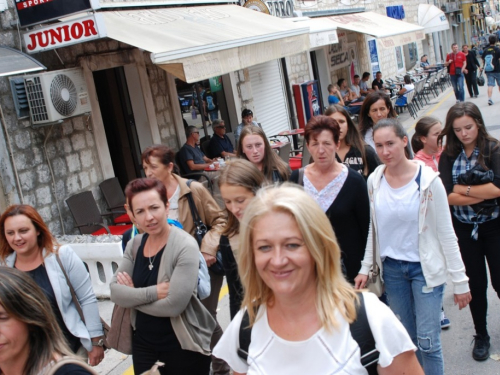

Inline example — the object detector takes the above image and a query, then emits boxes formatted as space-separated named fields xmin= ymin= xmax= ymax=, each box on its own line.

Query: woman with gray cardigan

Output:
xmin=0 ymin=204 xmax=105 ymax=366
xmin=110 ymin=178 xmax=215 ymax=375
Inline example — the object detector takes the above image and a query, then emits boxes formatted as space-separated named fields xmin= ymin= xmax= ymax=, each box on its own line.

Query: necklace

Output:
xmin=148 ymin=251 xmax=158 ymax=271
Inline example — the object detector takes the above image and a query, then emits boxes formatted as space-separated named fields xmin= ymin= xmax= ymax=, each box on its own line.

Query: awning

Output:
xmin=418 ymin=4 xmax=450 ymax=33
xmin=325 ymin=11 xmax=425 ymax=49
xmin=284 ymin=17 xmax=338 ymax=49
xmin=100 ymin=5 xmax=310 ymax=82
xmin=0 ymin=46 xmax=46 ymax=77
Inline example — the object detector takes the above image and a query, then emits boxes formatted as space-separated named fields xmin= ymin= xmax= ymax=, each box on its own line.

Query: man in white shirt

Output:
xmin=350 ymin=75 xmax=363 ymax=99
xmin=359 ymin=72 xmax=372 ymax=96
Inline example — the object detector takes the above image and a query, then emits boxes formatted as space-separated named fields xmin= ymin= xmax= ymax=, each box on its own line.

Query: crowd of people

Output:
xmin=0 ymin=68 xmax=499 ymax=375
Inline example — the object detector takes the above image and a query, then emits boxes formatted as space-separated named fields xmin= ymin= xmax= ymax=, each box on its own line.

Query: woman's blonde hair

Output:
xmin=238 ymin=184 xmax=358 ymax=330
xmin=219 ymin=160 xmax=266 ymax=238
xmin=0 ymin=267 xmax=76 ymax=375
xmin=236 ymin=126 xmax=290 ymax=182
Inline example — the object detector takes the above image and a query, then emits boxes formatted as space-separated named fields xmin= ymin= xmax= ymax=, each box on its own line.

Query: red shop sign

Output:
xmin=23 ymin=14 xmax=107 ymax=54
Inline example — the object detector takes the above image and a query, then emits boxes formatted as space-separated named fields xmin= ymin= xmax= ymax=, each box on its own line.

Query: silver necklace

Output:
xmin=148 ymin=251 xmax=158 ymax=271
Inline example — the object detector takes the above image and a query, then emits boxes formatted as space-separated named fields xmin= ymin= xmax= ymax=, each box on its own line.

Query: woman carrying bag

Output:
xmin=110 ymin=178 xmax=215 ymax=375
xmin=355 ymin=118 xmax=471 ymax=375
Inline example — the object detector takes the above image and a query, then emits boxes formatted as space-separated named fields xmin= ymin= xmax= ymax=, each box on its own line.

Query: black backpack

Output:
xmin=237 ymin=293 xmax=379 ymax=374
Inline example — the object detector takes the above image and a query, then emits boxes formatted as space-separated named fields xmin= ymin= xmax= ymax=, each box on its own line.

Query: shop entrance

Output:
xmin=175 ymin=76 xmax=233 ymax=140
xmin=93 ymin=67 xmax=143 ymax=189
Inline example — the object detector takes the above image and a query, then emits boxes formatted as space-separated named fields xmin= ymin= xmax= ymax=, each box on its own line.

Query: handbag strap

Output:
xmin=371 ymin=222 xmax=378 ymax=274
xmin=186 ymin=180 xmax=206 ymax=229
xmin=55 ymin=253 xmax=85 ymax=324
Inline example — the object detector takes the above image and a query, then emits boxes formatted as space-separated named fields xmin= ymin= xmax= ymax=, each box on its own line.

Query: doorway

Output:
xmin=93 ymin=67 xmax=143 ymax=189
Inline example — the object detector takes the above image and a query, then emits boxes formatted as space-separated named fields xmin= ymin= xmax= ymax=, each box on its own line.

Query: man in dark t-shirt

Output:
xmin=178 ymin=126 xmax=215 ymax=175
xmin=207 ymin=120 xmax=236 ymax=159
xmin=371 ymin=71 xmax=385 ymax=91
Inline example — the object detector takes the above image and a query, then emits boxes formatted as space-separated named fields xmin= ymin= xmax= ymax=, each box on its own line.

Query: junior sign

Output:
xmin=23 ymin=14 xmax=107 ymax=54
xmin=15 ymin=0 xmax=94 ymax=28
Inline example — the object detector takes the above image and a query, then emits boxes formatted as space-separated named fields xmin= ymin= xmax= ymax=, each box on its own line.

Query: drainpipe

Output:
xmin=0 ymin=104 xmax=24 ymax=204
xmin=281 ymin=57 xmax=299 ymax=130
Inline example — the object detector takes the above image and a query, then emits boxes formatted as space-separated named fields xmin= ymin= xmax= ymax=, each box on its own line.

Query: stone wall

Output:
xmin=0 ymin=5 xmax=179 ymax=234
xmin=287 ymin=52 xmax=311 ymax=85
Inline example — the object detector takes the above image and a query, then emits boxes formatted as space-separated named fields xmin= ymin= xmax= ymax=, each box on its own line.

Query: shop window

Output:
xmin=403 ymin=42 xmax=419 ymax=70
xmin=395 ymin=46 xmax=405 ymax=72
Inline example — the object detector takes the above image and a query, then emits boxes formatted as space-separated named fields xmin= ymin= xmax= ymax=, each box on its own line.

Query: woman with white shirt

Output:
xmin=213 ymin=184 xmax=422 ymax=375
xmin=354 ymin=118 xmax=471 ymax=375
xmin=395 ymin=75 xmax=415 ymax=106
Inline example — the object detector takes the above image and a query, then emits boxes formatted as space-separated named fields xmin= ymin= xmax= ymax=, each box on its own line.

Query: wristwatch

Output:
xmin=92 ymin=338 xmax=105 ymax=347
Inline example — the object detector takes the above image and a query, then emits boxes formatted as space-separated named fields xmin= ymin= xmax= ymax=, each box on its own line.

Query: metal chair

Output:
xmin=99 ymin=177 xmax=131 ymax=224
xmin=65 ymin=191 xmax=132 ymax=235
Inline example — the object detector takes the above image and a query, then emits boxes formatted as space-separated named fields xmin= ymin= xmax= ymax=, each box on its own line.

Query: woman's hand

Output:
xmin=157 ymin=281 xmax=170 ymax=299
xmin=116 ymin=272 xmax=134 ymax=287
xmin=202 ymin=252 xmax=216 ymax=267
xmin=87 ymin=345 xmax=105 ymax=366
xmin=354 ymin=274 xmax=368 ymax=289
xmin=454 ymin=291 xmax=472 ymax=310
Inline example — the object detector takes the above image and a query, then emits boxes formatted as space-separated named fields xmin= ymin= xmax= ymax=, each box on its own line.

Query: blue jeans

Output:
xmin=383 ymin=257 xmax=444 ymax=375
xmin=450 ymin=73 xmax=465 ymax=102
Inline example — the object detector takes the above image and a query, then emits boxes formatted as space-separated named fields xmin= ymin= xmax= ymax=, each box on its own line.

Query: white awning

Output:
xmin=0 ymin=46 xmax=46 ymax=77
xmin=100 ymin=5 xmax=310 ymax=82
xmin=418 ymin=4 xmax=450 ymax=34
xmin=325 ymin=11 xmax=425 ymax=49
xmin=284 ymin=17 xmax=338 ymax=49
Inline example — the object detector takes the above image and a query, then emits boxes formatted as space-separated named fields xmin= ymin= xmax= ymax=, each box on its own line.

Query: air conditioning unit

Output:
xmin=470 ymin=5 xmax=476 ymax=13
xmin=21 ymin=68 xmax=91 ymax=126
xmin=457 ymin=13 xmax=464 ymax=22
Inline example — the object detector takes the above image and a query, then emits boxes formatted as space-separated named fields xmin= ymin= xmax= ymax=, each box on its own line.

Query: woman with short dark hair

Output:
xmin=111 ymin=178 xmax=215 ymax=375
xmin=289 ymin=115 xmax=370 ymax=283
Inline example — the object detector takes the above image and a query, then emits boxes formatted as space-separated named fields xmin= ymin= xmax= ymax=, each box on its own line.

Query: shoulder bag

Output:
xmin=365 ymin=224 xmax=384 ymax=297
xmin=43 ymin=357 xmax=98 ymax=375
xmin=105 ymin=235 xmax=142 ymax=355
xmin=186 ymin=180 xmax=225 ymax=276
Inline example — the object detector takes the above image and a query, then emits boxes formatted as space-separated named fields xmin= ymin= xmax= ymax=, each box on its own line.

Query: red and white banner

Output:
xmin=23 ymin=14 xmax=107 ymax=54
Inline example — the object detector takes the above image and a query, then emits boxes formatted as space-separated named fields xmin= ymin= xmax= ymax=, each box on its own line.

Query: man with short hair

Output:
xmin=445 ymin=43 xmax=467 ymax=103
xmin=350 ymin=75 xmax=362 ymax=99
xmin=338 ymin=78 xmax=357 ymax=101
xmin=371 ymin=71 xmax=385 ymax=91
xmin=359 ymin=72 xmax=372 ymax=96
xmin=178 ymin=126 xmax=215 ymax=175
xmin=207 ymin=119 xmax=236 ymax=159
xmin=234 ymin=109 xmax=262 ymax=146
xmin=482 ymin=35 xmax=500 ymax=105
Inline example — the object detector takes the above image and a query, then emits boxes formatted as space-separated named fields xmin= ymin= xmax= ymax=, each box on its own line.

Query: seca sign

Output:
xmin=24 ymin=15 xmax=106 ymax=53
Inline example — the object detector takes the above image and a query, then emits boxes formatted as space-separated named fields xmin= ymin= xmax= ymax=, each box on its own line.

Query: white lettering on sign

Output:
xmin=16 ymin=0 xmax=53 ymax=10
xmin=23 ymin=14 xmax=106 ymax=53
xmin=265 ymin=0 xmax=294 ymax=17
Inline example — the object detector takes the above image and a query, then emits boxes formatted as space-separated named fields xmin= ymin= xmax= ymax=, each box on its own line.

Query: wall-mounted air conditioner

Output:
xmin=457 ymin=13 xmax=464 ymax=23
xmin=11 ymin=68 xmax=91 ymax=126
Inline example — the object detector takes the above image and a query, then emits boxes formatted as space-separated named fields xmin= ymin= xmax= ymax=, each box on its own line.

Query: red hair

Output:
xmin=125 ymin=178 xmax=168 ymax=213
xmin=0 ymin=205 xmax=58 ymax=261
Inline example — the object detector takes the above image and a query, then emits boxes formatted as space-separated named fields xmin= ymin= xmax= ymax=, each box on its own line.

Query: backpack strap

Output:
xmin=298 ymin=167 xmax=305 ymax=186
xmin=415 ymin=165 xmax=422 ymax=192
xmin=237 ymin=294 xmax=379 ymax=373
xmin=237 ymin=307 xmax=255 ymax=361
xmin=350 ymin=293 xmax=379 ymax=374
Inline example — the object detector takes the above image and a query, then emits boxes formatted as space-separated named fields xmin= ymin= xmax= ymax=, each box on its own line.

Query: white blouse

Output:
xmin=213 ymin=292 xmax=416 ymax=375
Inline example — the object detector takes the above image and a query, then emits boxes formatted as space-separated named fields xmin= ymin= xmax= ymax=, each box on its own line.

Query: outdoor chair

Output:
xmin=99 ymin=177 xmax=131 ymax=225
xmin=65 ymin=191 xmax=132 ymax=235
